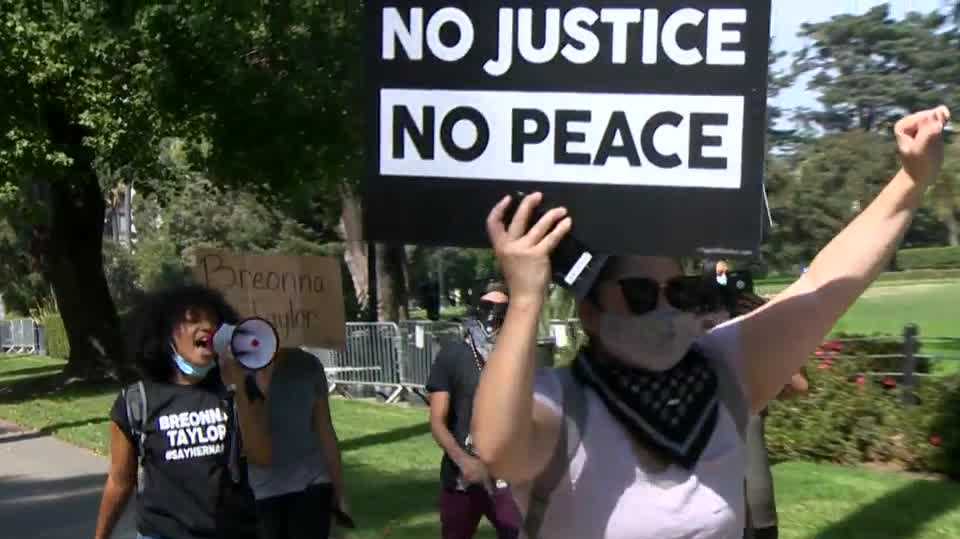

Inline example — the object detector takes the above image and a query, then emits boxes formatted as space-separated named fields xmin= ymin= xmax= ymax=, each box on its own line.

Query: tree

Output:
xmin=793 ymin=5 xmax=949 ymax=133
xmin=932 ymin=138 xmax=960 ymax=246
xmin=762 ymin=131 xmax=899 ymax=270
xmin=0 ymin=2 xmax=365 ymax=374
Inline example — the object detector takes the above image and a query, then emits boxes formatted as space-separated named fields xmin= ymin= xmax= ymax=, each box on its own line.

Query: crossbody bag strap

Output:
xmin=523 ymin=368 xmax=588 ymax=539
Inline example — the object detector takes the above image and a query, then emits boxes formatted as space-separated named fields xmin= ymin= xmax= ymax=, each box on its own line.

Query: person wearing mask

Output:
xmin=95 ymin=285 xmax=265 ymax=539
xmin=427 ymin=282 xmax=522 ymax=539
xmin=471 ymin=106 xmax=949 ymax=538
xmin=234 ymin=346 xmax=349 ymax=539
xmin=724 ymin=292 xmax=810 ymax=539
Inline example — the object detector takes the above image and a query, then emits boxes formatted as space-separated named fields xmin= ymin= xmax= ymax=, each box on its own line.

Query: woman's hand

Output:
xmin=485 ymin=192 xmax=571 ymax=303
xmin=896 ymin=105 xmax=950 ymax=186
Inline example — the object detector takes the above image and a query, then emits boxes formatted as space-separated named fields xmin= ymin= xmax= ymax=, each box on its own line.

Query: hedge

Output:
xmin=42 ymin=314 xmax=70 ymax=359
xmin=896 ymin=246 xmax=960 ymax=271
xmin=765 ymin=337 xmax=960 ymax=477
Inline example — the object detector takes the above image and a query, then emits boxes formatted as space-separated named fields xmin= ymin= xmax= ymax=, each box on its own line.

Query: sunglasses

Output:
xmin=616 ymin=276 xmax=725 ymax=316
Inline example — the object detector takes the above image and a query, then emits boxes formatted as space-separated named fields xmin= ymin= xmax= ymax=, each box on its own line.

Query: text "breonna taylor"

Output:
xmin=382 ymin=6 xmax=748 ymax=75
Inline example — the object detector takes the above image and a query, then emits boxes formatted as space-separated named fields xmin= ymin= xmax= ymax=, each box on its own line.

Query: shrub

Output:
xmin=896 ymin=246 xmax=960 ymax=270
xmin=766 ymin=343 xmax=960 ymax=474
xmin=766 ymin=359 xmax=910 ymax=466
xmin=42 ymin=314 xmax=69 ymax=359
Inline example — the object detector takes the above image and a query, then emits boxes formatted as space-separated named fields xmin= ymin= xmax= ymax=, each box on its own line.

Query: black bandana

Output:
xmin=572 ymin=346 xmax=719 ymax=469
xmin=463 ymin=318 xmax=494 ymax=368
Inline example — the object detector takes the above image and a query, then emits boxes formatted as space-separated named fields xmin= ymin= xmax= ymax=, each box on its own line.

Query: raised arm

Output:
xmin=471 ymin=193 xmax=570 ymax=483
xmin=736 ymin=106 xmax=950 ymax=411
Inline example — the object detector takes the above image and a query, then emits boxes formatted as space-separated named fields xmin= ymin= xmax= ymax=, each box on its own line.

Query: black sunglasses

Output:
xmin=617 ymin=276 xmax=725 ymax=316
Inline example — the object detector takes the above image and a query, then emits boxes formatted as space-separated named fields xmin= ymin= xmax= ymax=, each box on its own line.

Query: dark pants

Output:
xmin=743 ymin=413 xmax=778 ymax=539
xmin=255 ymin=484 xmax=333 ymax=539
xmin=440 ymin=486 xmax=521 ymax=539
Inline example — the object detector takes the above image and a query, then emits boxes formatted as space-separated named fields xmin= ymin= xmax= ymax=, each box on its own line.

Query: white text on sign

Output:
xmin=382 ymin=7 xmax=747 ymax=75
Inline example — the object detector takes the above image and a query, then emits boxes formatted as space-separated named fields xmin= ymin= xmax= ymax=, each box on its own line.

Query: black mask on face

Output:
xmin=477 ymin=300 xmax=509 ymax=335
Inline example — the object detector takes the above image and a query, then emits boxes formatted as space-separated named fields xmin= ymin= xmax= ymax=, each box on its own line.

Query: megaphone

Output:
xmin=213 ymin=317 xmax=279 ymax=370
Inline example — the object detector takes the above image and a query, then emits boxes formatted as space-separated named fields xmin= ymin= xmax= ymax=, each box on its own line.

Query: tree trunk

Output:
xmin=946 ymin=211 xmax=960 ymax=247
xmin=36 ymin=176 xmax=123 ymax=379
xmin=337 ymin=186 xmax=369 ymax=313
xmin=376 ymin=243 xmax=409 ymax=321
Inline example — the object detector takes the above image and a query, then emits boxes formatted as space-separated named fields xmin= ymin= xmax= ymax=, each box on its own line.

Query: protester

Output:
xmin=239 ymin=347 xmax=349 ymax=539
xmin=94 ymin=285 xmax=263 ymax=539
xmin=471 ymin=106 xmax=950 ymax=538
xmin=728 ymin=293 xmax=809 ymax=539
xmin=427 ymin=282 xmax=522 ymax=539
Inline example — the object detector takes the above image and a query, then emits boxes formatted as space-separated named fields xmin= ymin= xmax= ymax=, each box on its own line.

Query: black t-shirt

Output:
xmin=111 ymin=379 xmax=234 ymax=539
xmin=425 ymin=339 xmax=481 ymax=489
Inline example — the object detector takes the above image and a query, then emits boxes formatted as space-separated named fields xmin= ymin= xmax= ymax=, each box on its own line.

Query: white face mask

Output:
xmin=593 ymin=307 xmax=706 ymax=372
xmin=716 ymin=273 xmax=728 ymax=286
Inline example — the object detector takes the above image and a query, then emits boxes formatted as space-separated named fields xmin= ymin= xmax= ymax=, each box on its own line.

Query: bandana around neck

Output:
xmin=463 ymin=318 xmax=494 ymax=368
xmin=572 ymin=346 xmax=719 ymax=469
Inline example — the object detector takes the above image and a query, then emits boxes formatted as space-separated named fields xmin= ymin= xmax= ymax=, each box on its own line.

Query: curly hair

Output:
xmin=126 ymin=284 xmax=239 ymax=383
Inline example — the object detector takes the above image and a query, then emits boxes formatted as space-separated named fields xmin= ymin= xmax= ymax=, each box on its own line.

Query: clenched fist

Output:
xmin=895 ymin=105 xmax=951 ymax=186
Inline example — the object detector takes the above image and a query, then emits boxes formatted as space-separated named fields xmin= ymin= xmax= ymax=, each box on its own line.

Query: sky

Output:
xmin=770 ymin=0 xmax=949 ymax=122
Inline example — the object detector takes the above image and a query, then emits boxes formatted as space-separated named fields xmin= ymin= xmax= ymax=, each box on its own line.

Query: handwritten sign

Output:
xmin=187 ymin=249 xmax=346 ymax=348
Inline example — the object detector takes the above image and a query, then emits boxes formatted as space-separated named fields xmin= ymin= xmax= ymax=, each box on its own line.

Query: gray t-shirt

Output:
xmin=248 ymin=348 xmax=330 ymax=500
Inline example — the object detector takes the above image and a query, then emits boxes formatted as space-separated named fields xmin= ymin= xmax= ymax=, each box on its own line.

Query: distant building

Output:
xmin=104 ymin=183 xmax=136 ymax=247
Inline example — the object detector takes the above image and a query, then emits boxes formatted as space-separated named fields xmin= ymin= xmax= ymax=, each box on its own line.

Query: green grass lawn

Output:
xmin=5 ymin=356 xmax=960 ymax=538
xmin=757 ymin=278 xmax=960 ymax=337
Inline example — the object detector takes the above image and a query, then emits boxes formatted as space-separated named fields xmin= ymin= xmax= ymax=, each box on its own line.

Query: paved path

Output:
xmin=0 ymin=420 xmax=135 ymax=539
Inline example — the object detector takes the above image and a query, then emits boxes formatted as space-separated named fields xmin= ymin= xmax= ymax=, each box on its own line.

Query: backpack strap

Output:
xmin=523 ymin=368 xmax=588 ymax=539
xmin=123 ymin=381 xmax=148 ymax=493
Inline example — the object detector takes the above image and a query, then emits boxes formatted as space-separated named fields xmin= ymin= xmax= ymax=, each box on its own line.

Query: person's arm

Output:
xmin=735 ymin=106 xmax=950 ymax=411
xmin=220 ymin=354 xmax=273 ymax=466
xmin=778 ymin=370 xmax=810 ymax=400
xmin=94 ymin=423 xmax=138 ymax=539
xmin=428 ymin=391 xmax=488 ymax=485
xmin=425 ymin=348 xmax=489 ymax=485
xmin=313 ymin=379 xmax=346 ymax=510
xmin=471 ymin=192 xmax=570 ymax=483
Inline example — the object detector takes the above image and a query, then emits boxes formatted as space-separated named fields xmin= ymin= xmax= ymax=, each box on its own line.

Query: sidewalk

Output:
xmin=0 ymin=420 xmax=134 ymax=539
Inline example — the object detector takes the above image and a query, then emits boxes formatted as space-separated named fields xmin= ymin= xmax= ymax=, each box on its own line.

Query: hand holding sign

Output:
xmin=895 ymin=105 xmax=951 ymax=186
xmin=486 ymin=192 xmax=571 ymax=302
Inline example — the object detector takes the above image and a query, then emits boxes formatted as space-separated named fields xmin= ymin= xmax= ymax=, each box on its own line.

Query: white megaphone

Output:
xmin=213 ymin=317 xmax=279 ymax=370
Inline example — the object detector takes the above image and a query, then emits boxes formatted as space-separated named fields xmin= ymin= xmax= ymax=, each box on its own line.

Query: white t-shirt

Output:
xmin=512 ymin=322 xmax=748 ymax=539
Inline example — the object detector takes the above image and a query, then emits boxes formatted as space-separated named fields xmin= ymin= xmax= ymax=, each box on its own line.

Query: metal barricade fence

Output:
xmin=399 ymin=321 xmax=463 ymax=388
xmin=328 ymin=322 xmax=403 ymax=390
xmin=1 ymin=319 xmax=38 ymax=354
xmin=0 ymin=321 xmax=12 ymax=353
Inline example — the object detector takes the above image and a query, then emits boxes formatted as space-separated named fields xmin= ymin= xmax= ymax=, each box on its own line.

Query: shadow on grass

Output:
xmin=0 ymin=364 xmax=66 ymax=378
xmin=340 ymin=423 xmax=431 ymax=453
xmin=0 ymin=417 xmax=110 ymax=445
xmin=816 ymin=478 xmax=960 ymax=539
xmin=0 ymin=371 xmax=119 ymax=406
xmin=342 ymin=462 xmax=442 ymax=538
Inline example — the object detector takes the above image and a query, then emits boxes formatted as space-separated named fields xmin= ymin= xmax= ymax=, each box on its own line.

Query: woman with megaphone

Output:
xmin=214 ymin=318 xmax=349 ymax=539
xmin=95 ymin=284 xmax=261 ymax=539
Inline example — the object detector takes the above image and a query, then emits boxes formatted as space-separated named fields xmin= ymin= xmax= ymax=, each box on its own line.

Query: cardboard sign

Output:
xmin=187 ymin=249 xmax=346 ymax=349
xmin=364 ymin=1 xmax=770 ymax=256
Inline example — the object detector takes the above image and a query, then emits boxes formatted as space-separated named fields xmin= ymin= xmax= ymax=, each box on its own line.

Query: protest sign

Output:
xmin=364 ymin=1 xmax=771 ymax=256
xmin=187 ymin=249 xmax=346 ymax=348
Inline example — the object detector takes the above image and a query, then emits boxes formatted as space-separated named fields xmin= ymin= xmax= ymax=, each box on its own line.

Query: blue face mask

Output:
xmin=172 ymin=345 xmax=215 ymax=379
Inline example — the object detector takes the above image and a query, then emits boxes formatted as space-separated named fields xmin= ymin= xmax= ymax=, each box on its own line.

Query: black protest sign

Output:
xmin=364 ymin=1 xmax=771 ymax=257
